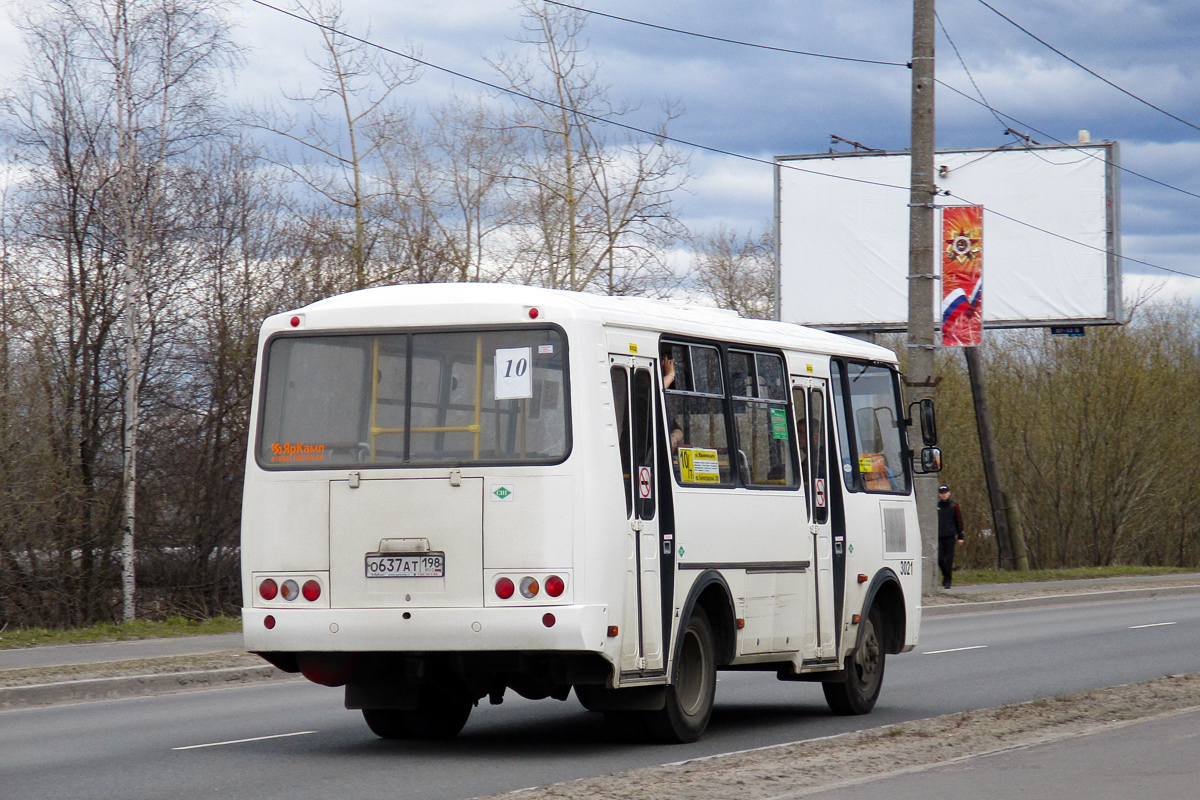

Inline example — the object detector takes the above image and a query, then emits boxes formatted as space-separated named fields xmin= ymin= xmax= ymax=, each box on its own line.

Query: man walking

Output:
xmin=937 ymin=484 xmax=965 ymax=589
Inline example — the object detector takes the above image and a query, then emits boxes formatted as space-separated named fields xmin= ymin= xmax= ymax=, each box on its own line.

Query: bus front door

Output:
xmin=793 ymin=378 xmax=837 ymax=662
xmin=610 ymin=356 xmax=665 ymax=676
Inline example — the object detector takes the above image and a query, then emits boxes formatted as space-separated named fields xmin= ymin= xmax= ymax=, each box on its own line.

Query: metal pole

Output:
xmin=908 ymin=0 xmax=939 ymax=596
xmin=964 ymin=346 xmax=1014 ymax=568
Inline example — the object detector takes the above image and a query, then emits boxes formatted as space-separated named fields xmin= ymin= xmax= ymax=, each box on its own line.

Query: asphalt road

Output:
xmin=2 ymin=595 xmax=1198 ymax=800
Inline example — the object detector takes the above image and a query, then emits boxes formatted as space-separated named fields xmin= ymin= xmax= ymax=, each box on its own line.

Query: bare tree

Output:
xmin=492 ymin=0 xmax=687 ymax=295
xmin=692 ymin=226 xmax=775 ymax=318
xmin=4 ymin=0 xmax=236 ymax=622
xmin=250 ymin=0 xmax=419 ymax=291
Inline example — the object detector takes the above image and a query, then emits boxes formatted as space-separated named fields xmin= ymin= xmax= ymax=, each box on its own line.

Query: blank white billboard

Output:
xmin=775 ymin=143 xmax=1122 ymax=331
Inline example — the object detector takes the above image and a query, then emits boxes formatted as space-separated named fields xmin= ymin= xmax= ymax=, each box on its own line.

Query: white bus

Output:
xmin=241 ymin=284 xmax=940 ymax=743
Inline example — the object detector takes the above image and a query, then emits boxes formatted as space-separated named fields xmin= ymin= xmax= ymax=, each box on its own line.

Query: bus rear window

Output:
xmin=258 ymin=328 xmax=568 ymax=468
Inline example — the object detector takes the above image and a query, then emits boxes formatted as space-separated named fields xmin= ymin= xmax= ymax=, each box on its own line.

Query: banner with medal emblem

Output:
xmin=941 ymin=205 xmax=983 ymax=347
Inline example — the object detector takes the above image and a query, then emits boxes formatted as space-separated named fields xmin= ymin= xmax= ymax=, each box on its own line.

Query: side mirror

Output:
xmin=917 ymin=446 xmax=942 ymax=473
xmin=908 ymin=398 xmax=937 ymax=447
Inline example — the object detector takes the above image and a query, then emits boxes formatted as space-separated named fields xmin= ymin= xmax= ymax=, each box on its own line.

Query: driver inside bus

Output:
xmin=661 ymin=347 xmax=685 ymax=451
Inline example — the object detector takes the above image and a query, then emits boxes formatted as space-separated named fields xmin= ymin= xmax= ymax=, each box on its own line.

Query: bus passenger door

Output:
xmin=793 ymin=378 xmax=836 ymax=662
xmin=610 ymin=356 xmax=665 ymax=675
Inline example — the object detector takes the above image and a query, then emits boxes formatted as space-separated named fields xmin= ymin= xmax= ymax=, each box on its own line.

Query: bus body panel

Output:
xmin=240 ymin=284 xmax=927 ymax=727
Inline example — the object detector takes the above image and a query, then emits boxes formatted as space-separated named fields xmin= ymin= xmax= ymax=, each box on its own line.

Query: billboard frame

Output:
xmin=774 ymin=142 xmax=1123 ymax=333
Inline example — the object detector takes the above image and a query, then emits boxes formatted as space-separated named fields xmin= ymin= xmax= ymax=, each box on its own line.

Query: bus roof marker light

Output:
xmin=528 ymin=307 xmax=539 ymax=319
xmin=290 ymin=315 xmax=301 ymax=327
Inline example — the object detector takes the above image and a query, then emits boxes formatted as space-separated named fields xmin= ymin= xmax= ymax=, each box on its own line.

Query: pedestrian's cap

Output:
xmin=938 ymin=485 xmax=950 ymax=491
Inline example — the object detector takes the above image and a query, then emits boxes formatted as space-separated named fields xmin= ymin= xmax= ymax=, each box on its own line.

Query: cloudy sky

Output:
xmin=3 ymin=0 xmax=1198 ymax=307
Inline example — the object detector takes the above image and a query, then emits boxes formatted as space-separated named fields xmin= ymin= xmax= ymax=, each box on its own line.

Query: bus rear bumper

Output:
xmin=242 ymin=604 xmax=612 ymax=654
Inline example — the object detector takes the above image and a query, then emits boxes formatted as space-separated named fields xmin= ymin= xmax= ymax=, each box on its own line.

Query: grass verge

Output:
xmin=954 ymin=565 xmax=1194 ymax=586
xmin=0 ymin=616 xmax=241 ymax=650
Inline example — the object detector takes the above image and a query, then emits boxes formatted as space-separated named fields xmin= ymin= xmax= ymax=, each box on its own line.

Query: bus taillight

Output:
xmin=259 ymin=578 xmax=278 ymax=601
xmin=281 ymin=579 xmax=300 ymax=601
xmin=302 ymin=580 xmax=321 ymax=601
xmin=495 ymin=577 xmax=515 ymax=599
xmin=519 ymin=577 xmax=540 ymax=598
xmin=545 ymin=575 xmax=565 ymax=597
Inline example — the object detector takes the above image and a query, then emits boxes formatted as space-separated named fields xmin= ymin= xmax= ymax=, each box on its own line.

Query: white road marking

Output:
xmin=924 ymin=645 xmax=988 ymax=655
xmin=173 ymin=730 xmax=317 ymax=751
xmin=1129 ymin=622 xmax=1177 ymax=629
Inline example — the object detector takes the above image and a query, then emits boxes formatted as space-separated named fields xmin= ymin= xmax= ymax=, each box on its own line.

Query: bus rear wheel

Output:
xmin=644 ymin=606 xmax=716 ymax=743
xmin=823 ymin=604 xmax=885 ymax=716
xmin=362 ymin=688 xmax=473 ymax=739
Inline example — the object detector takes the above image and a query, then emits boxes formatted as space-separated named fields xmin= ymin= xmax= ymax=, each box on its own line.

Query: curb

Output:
xmin=0 ymin=664 xmax=301 ymax=711
xmin=924 ymin=583 xmax=1200 ymax=617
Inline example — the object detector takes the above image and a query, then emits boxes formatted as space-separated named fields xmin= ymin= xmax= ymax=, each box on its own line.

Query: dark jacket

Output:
xmin=937 ymin=498 xmax=964 ymax=541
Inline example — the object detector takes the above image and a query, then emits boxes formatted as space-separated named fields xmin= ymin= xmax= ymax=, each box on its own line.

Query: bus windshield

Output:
xmin=257 ymin=327 xmax=568 ymax=468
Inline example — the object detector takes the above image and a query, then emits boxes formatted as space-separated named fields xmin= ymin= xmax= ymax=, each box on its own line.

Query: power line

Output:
xmin=245 ymin=0 xmax=910 ymax=193
xmin=972 ymin=0 xmax=1200 ymax=135
xmin=542 ymin=0 xmax=909 ymax=67
xmin=246 ymin=0 xmax=1196 ymax=281
xmin=936 ymin=80 xmax=1200 ymax=204
xmin=551 ymin=0 xmax=1200 ymax=206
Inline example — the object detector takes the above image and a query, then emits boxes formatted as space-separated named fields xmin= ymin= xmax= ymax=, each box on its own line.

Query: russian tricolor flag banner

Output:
xmin=941 ymin=206 xmax=983 ymax=347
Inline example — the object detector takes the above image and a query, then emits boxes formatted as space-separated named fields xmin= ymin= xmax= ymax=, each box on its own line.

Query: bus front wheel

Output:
xmin=823 ymin=604 xmax=885 ymax=715
xmin=644 ymin=606 xmax=717 ymax=743
xmin=362 ymin=687 xmax=473 ymax=739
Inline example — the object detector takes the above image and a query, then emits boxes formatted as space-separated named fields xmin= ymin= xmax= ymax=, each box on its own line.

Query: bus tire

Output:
xmin=362 ymin=688 xmax=473 ymax=740
xmin=644 ymin=606 xmax=717 ymax=743
xmin=823 ymin=604 xmax=885 ymax=716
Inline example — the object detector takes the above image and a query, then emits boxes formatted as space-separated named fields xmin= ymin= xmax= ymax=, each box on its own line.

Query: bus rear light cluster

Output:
xmin=257 ymin=575 xmax=323 ymax=604
xmin=493 ymin=573 xmax=567 ymax=601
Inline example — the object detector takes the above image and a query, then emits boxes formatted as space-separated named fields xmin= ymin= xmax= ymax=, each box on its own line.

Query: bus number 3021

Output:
xmin=899 ymin=560 xmax=914 ymax=576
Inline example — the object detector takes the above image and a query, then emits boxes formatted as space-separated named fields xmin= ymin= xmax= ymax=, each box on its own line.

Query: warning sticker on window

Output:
xmin=679 ymin=448 xmax=720 ymax=484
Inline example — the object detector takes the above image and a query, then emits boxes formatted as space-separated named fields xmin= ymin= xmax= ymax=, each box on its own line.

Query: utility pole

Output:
xmin=965 ymin=347 xmax=1017 ymax=569
xmin=908 ymin=0 xmax=939 ymax=596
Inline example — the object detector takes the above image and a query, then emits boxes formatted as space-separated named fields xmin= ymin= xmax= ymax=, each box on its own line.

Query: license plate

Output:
xmin=365 ymin=553 xmax=445 ymax=578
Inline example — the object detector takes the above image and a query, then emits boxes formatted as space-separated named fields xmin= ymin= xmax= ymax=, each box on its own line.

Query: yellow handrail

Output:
xmin=474 ymin=335 xmax=482 ymax=460
xmin=369 ymin=337 xmax=380 ymax=462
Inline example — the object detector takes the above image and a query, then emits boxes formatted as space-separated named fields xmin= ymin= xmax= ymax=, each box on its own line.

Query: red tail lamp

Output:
xmin=302 ymin=579 xmax=321 ymax=601
xmin=545 ymin=575 xmax=565 ymax=597
xmin=495 ymin=577 xmax=515 ymax=600
xmin=259 ymin=578 xmax=278 ymax=601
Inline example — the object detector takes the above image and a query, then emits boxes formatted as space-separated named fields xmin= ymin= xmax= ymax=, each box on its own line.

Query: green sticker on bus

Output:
xmin=770 ymin=408 xmax=789 ymax=440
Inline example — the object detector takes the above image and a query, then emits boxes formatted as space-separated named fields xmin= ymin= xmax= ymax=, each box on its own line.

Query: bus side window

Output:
xmin=610 ymin=366 xmax=634 ymax=517
xmin=810 ymin=389 xmax=829 ymax=524
xmin=633 ymin=369 xmax=656 ymax=519
xmin=834 ymin=360 xmax=911 ymax=494
xmin=793 ymin=387 xmax=812 ymax=519
xmin=662 ymin=342 xmax=733 ymax=485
